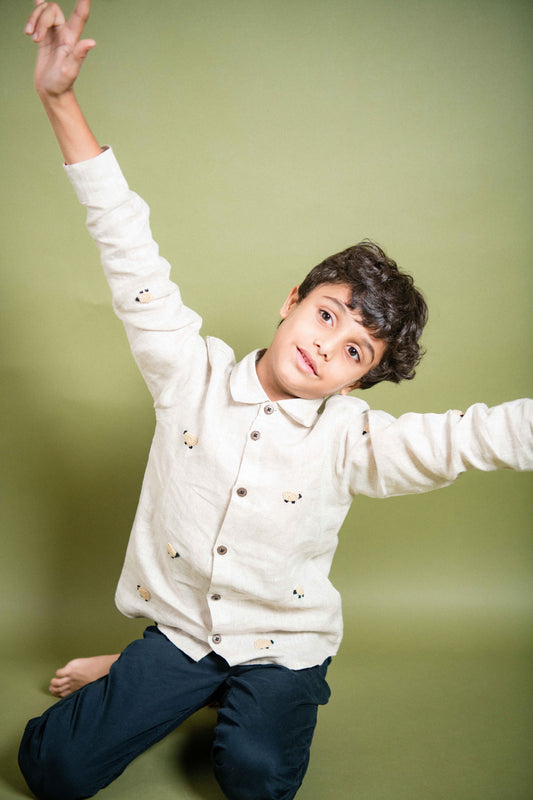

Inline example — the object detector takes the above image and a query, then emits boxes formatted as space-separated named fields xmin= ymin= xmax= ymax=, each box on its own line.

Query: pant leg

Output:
xmin=212 ymin=658 xmax=331 ymax=800
xmin=19 ymin=627 xmax=228 ymax=800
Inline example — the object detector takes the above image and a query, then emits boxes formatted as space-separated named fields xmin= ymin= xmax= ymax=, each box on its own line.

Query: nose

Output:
xmin=315 ymin=327 xmax=346 ymax=361
xmin=314 ymin=339 xmax=330 ymax=361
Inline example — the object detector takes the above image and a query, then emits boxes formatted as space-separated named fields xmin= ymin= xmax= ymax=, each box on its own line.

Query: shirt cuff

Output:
xmin=63 ymin=146 xmax=130 ymax=207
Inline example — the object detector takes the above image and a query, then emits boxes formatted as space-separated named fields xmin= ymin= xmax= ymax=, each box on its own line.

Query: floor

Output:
xmin=2 ymin=612 xmax=532 ymax=800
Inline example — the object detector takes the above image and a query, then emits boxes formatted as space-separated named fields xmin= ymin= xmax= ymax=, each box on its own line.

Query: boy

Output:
xmin=19 ymin=2 xmax=533 ymax=800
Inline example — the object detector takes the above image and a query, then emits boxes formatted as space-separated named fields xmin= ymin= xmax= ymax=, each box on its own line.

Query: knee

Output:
xmin=212 ymin=738 xmax=303 ymax=800
xmin=19 ymin=719 xmax=98 ymax=800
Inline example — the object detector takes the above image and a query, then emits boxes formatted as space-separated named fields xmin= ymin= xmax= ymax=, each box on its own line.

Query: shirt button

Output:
xmin=217 ymin=545 xmax=228 ymax=555
xmin=211 ymin=593 xmax=221 ymax=601
xmin=212 ymin=634 xmax=222 ymax=644
xmin=250 ymin=430 xmax=261 ymax=441
xmin=236 ymin=487 xmax=247 ymax=497
xmin=264 ymin=404 xmax=274 ymax=415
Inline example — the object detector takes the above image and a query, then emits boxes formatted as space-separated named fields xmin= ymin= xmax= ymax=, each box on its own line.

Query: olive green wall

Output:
xmin=1 ymin=1 xmax=532 ymax=798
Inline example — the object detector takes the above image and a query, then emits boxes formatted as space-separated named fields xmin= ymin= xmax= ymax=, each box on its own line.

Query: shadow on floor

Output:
xmin=176 ymin=708 xmax=225 ymax=800
xmin=0 ymin=741 xmax=33 ymax=800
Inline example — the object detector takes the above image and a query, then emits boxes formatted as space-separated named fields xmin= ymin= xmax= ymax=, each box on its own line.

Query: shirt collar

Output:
xmin=229 ymin=349 xmax=325 ymax=427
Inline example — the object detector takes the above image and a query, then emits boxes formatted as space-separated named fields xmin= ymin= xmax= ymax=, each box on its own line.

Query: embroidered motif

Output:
xmin=362 ymin=421 xmax=369 ymax=436
xmin=293 ymin=585 xmax=305 ymax=599
xmin=183 ymin=430 xmax=199 ymax=449
xmin=254 ymin=638 xmax=274 ymax=650
xmin=166 ymin=543 xmax=180 ymax=558
xmin=283 ymin=491 xmax=302 ymax=504
xmin=451 ymin=409 xmax=464 ymax=418
xmin=137 ymin=585 xmax=151 ymax=602
xmin=135 ymin=288 xmax=154 ymax=304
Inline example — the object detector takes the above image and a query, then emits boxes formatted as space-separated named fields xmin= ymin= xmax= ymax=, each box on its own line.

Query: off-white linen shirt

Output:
xmin=65 ymin=148 xmax=533 ymax=670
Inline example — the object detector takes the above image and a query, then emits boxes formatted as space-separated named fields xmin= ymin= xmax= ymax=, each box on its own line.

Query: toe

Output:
xmin=55 ymin=666 xmax=69 ymax=678
xmin=49 ymin=676 xmax=69 ymax=694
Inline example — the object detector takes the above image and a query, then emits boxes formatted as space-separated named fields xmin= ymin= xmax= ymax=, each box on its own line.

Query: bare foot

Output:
xmin=49 ymin=654 xmax=120 ymax=697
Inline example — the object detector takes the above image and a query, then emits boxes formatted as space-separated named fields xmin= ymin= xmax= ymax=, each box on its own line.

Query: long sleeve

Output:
xmin=64 ymin=147 xmax=205 ymax=406
xmin=343 ymin=399 xmax=533 ymax=498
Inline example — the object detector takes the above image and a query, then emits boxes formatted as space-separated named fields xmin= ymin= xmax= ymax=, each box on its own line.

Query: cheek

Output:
xmin=333 ymin=361 xmax=361 ymax=388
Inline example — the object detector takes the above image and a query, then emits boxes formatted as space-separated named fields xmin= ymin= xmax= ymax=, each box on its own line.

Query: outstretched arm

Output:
xmin=343 ymin=400 xmax=533 ymax=499
xmin=25 ymin=0 xmax=102 ymax=163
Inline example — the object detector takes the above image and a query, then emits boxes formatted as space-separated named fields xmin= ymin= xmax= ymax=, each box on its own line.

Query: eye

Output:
xmin=347 ymin=345 xmax=360 ymax=361
xmin=320 ymin=309 xmax=333 ymax=324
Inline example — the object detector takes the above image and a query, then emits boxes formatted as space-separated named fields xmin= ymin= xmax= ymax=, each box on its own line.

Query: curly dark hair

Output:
xmin=297 ymin=241 xmax=428 ymax=389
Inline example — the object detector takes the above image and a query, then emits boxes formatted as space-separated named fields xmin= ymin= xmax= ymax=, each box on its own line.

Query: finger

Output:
xmin=24 ymin=2 xmax=50 ymax=35
xmin=67 ymin=0 xmax=91 ymax=40
xmin=29 ymin=3 xmax=66 ymax=42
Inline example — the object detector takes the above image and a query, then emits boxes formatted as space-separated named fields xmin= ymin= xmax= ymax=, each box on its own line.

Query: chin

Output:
xmin=297 ymin=387 xmax=324 ymax=400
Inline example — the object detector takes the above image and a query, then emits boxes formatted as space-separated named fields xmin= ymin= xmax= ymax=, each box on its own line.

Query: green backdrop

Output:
xmin=1 ymin=1 xmax=532 ymax=798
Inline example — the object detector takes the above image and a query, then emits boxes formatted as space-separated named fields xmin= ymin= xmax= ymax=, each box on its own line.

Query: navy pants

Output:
xmin=19 ymin=626 xmax=331 ymax=800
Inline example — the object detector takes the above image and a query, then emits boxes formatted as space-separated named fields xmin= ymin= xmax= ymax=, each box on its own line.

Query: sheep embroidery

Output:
xmin=183 ymin=430 xmax=198 ymax=449
xmin=254 ymin=638 xmax=274 ymax=650
xmin=137 ymin=585 xmax=151 ymax=602
xmin=282 ymin=491 xmax=302 ymax=504
xmin=293 ymin=585 xmax=305 ymax=599
xmin=135 ymin=288 xmax=153 ymax=304
xmin=166 ymin=543 xmax=180 ymax=559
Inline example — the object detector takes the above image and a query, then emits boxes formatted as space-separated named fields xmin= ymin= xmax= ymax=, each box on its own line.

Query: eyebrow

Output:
xmin=323 ymin=295 xmax=376 ymax=363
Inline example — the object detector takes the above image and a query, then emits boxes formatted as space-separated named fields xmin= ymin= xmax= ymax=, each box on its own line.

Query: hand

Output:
xmin=25 ymin=0 xmax=102 ymax=163
xmin=25 ymin=0 xmax=95 ymax=99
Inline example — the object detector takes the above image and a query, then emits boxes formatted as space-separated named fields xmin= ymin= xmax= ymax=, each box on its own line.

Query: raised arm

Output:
xmin=26 ymin=0 xmax=206 ymax=406
xmin=25 ymin=0 xmax=102 ymax=163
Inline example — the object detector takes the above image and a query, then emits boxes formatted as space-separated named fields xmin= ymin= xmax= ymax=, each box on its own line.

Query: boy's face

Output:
xmin=256 ymin=283 xmax=387 ymax=401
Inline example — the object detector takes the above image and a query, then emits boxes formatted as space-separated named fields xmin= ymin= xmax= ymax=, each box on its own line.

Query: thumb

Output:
xmin=74 ymin=38 xmax=96 ymax=61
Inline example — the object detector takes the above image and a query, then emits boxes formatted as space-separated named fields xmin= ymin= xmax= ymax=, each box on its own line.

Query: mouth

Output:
xmin=296 ymin=347 xmax=318 ymax=376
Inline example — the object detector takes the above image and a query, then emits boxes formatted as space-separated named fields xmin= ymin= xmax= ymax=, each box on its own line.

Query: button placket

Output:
xmin=211 ymin=403 xmax=273 ymax=603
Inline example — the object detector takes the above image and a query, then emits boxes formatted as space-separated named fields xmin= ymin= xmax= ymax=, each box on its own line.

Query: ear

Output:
xmin=279 ymin=286 xmax=300 ymax=319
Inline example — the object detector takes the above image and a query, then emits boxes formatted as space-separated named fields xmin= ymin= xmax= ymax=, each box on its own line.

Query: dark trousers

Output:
xmin=19 ymin=626 xmax=331 ymax=800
